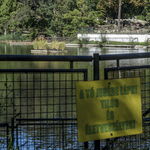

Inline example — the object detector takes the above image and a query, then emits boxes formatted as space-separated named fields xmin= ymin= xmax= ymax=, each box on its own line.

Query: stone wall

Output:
xmin=77 ymin=33 xmax=150 ymax=43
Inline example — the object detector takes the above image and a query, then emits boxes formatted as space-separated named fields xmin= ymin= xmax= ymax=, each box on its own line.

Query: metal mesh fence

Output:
xmin=16 ymin=119 xmax=80 ymax=150
xmin=103 ymin=67 xmax=150 ymax=149
xmin=0 ymin=124 xmax=9 ymax=149
xmin=0 ymin=69 xmax=88 ymax=149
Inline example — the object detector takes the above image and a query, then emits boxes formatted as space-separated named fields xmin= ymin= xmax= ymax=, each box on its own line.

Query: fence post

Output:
xmin=93 ymin=53 xmax=100 ymax=150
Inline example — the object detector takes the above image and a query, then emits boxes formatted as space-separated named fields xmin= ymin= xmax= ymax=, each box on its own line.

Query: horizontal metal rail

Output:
xmin=16 ymin=118 xmax=77 ymax=122
xmin=1 ymin=52 xmax=150 ymax=62
xmin=17 ymin=123 xmax=77 ymax=125
xmin=16 ymin=118 xmax=77 ymax=126
xmin=0 ymin=69 xmax=87 ymax=72
xmin=0 ymin=123 xmax=8 ymax=127
xmin=0 ymin=55 xmax=93 ymax=61
xmin=99 ymin=52 xmax=150 ymax=60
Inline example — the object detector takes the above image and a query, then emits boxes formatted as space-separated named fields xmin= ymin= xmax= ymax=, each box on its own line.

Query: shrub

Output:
xmin=146 ymin=13 xmax=150 ymax=22
xmin=137 ymin=15 xmax=145 ymax=21
xmin=33 ymin=35 xmax=48 ymax=50
xmin=50 ymin=40 xmax=65 ymax=50
xmin=59 ymin=42 xmax=66 ymax=50
xmin=0 ymin=33 xmax=27 ymax=41
xmin=78 ymin=37 xmax=89 ymax=47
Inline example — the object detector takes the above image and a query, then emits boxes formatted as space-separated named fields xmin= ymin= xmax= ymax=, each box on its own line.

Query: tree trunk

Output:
xmin=118 ymin=0 xmax=122 ymax=32
xmin=4 ymin=28 xmax=6 ymax=36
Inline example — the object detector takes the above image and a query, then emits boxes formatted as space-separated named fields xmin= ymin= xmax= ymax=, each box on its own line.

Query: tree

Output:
xmin=0 ymin=0 xmax=18 ymax=35
xmin=63 ymin=0 xmax=104 ymax=36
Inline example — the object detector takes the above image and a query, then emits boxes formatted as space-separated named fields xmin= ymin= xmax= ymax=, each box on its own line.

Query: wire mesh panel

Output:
xmin=103 ymin=66 xmax=150 ymax=150
xmin=0 ymin=69 xmax=87 ymax=149
xmin=0 ymin=124 xmax=9 ymax=149
xmin=16 ymin=119 xmax=82 ymax=150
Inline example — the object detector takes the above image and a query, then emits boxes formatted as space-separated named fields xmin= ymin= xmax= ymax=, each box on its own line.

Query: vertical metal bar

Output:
xmin=104 ymin=69 xmax=110 ymax=150
xmin=117 ymin=59 xmax=119 ymax=67
xmin=104 ymin=69 xmax=108 ymax=80
xmin=70 ymin=61 xmax=73 ymax=69
xmin=11 ymin=117 xmax=14 ymax=150
xmin=84 ymin=70 xmax=88 ymax=82
xmin=84 ymin=70 xmax=88 ymax=149
xmin=93 ymin=53 xmax=100 ymax=150
xmin=117 ymin=60 xmax=120 ymax=78
xmin=94 ymin=53 xmax=99 ymax=80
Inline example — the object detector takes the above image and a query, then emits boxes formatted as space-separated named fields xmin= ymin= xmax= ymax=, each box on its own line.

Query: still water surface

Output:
xmin=0 ymin=43 xmax=150 ymax=80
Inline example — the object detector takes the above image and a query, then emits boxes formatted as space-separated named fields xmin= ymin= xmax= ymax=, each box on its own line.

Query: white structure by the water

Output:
xmin=77 ymin=34 xmax=150 ymax=43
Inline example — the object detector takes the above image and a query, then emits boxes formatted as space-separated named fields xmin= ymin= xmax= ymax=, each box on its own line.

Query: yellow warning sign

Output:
xmin=76 ymin=78 xmax=142 ymax=142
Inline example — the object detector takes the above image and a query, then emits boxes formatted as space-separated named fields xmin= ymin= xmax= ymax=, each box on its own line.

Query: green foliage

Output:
xmin=146 ymin=13 xmax=150 ymax=22
xmin=0 ymin=33 xmax=27 ymax=41
xmin=50 ymin=40 xmax=66 ymax=50
xmin=33 ymin=36 xmax=48 ymax=50
xmin=0 ymin=0 xmax=148 ymax=37
xmin=78 ymin=37 xmax=89 ymax=47
xmin=59 ymin=42 xmax=66 ymax=50
xmin=0 ymin=0 xmax=18 ymax=33
xmin=137 ymin=15 xmax=145 ymax=20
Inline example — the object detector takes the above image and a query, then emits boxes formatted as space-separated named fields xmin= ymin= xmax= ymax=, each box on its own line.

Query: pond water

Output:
xmin=1 ymin=43 xmax=150 ymax=81
xmin=0 ymin=43 xmax=150 ymax=149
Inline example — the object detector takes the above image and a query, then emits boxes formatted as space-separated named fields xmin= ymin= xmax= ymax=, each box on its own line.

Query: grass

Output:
xmin=107 ymin=41 xmax=150 ymax=46
xmin=33 ymin=36 xmax=48 ymax=50
xmin=66 ymin=40 xmax=150 ymax=46
xmin=50 ymin=40 xmax=66 ymax=50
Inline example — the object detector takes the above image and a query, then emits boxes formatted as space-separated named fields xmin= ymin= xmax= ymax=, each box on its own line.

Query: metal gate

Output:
xmin=103 ymin=65 xmax=150 ymax=149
